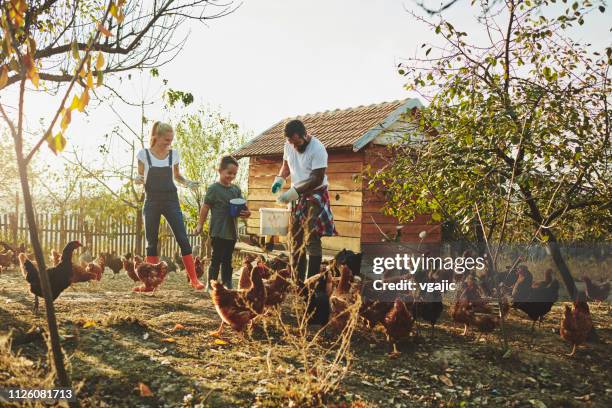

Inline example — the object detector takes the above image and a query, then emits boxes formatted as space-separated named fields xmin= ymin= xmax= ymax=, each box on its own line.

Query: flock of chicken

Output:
xmin=2 ymin=240 xmax=609 ymax=358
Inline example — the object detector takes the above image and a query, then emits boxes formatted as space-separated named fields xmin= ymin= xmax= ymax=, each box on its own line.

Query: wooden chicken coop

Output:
xmin=232 ymin=98 xmax=441 ymax=257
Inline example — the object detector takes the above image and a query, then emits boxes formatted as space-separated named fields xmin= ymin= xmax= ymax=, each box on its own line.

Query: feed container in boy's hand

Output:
xmin=259 ymin=208 xmax=290 ymax=236
xmin=229 ymin=198 xmax=247 ymax=217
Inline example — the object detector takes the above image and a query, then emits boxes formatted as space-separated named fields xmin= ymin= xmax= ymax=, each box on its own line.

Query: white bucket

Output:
xmin=259 ymin=208 xmax=291 ymax=236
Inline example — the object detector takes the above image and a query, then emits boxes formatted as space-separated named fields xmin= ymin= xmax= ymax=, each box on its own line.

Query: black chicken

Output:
xmin=334 ymin=249 xmax=363 ymax=277
xmin=511 ymin=266 xmax=559 ymax=335
xmin=100 ymin=251 xmax=123 ymax=278
xmin=18 ymin=241 xmax=82 ymax=310
xmin=413 ymin=273 xmax=444 ymax=339
xmin=306 ymin=272 xmax=331 ymax=325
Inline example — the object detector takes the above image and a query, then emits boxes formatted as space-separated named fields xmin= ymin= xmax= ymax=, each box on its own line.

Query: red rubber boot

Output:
xmin=183 ymin=254 xmax=205 ymax=290
xmin=145 ymin=256 xmax=159 ymax=264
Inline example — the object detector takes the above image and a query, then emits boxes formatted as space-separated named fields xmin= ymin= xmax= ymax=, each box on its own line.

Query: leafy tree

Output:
xmin=0 ymin=0 xmax=235 ymax=391
xmin=173 ymin=106 xmax=249 ymax=228
xmin=371 ymin=0 xmax=611 ymax=298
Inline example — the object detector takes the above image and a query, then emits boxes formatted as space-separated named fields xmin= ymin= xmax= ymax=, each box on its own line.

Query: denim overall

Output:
xmin=143 ymin=149 xmax=192 ymax=257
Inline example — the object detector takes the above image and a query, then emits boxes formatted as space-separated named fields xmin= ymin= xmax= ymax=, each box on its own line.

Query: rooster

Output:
xmin=512 ymin=266 xmax=559 ymax=336
xmin=210 ymin=265 xmax=266 ymax=336
xmin=18 ymin=241 xmax=82 ymax=310
xmin=383 ymin=299 xmax=414 ymax=357
xmin=560 ymin=298 xmax=593 ymax=356
xmin=582 ymin=276 xmax=610 ymax=302
xmin=134 ymin=260 xmax=169 ymax=292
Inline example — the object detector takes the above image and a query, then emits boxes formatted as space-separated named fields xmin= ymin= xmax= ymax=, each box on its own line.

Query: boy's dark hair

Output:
xmin=284 ymin=119 xmax=306 ymax=138
xmin=219 ymin=155 xmax=239 ymax=170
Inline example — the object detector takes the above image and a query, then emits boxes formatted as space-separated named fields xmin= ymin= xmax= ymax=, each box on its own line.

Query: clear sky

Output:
xmin=7 ymin=0 xmax=612 ymax=167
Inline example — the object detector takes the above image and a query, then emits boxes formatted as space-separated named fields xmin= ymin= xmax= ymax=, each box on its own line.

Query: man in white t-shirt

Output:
xmin=272 ymin=120 xmax=337 ymax=283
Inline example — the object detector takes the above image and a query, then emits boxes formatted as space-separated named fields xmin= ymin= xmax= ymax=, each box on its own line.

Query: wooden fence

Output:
xmin=0 ymin=211 xmax=205 ymax=258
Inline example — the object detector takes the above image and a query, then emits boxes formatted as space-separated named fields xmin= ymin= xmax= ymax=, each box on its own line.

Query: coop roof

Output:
xmin=232 ymin=98 xmax=423 ymax=158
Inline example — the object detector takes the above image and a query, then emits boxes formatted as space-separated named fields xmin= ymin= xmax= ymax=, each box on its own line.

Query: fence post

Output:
xmin=12 ymin=192 xmax=19 ymax=246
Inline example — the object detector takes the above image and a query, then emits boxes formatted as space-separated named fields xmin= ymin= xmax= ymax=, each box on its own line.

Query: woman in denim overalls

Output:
xmin=135 ymin=122 xmax=204 ymax=290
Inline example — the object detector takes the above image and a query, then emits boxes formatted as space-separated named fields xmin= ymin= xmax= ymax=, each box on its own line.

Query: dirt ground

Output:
xmin=0 ymin=265 xmax=610 ymax=408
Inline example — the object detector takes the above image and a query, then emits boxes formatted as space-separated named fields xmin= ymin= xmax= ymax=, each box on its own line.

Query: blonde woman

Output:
xmin=135 ymin=121 xmax=204 ymax=290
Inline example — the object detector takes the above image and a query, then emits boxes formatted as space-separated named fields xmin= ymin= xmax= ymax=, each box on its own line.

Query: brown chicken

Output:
xmin=210 ymin=265 xmax=266 ymax=336
xmin=452 ymin=277 xmax=499 ymax=336
xmin=85 ymin=256 xmax=106 ymax=281
xmin=582 ymin=276 xmax=610 ymax=302
xmin=50 ymin=249 xmax=61 ymax=267
xmin=383 ymin=299 xmax=414 ymax=357
xmin=134 ymin=261 xmax=169 ymax=292
xmin=560 ymin=299 xmax=593 ymax=356
xmin=360 ymin=299 xmax=393 ymax=329
xmin=185 ymin=255 xmax=206 ymax=283
xmin=238 ymin=255 xmax=255 ymax=290
xmin=264 ymin=267 xmax=292 ymax=308
xmin=329 ymin=264 xmax=359 ymax=332
xmin=70 ymin=263 xmax=97 ymax=283
xmin=0 ymin=250 xmax=14 ymax=268
xmin=47 ymin=248 xmax=93 ymax=283
xmin=122 ymin=254 xmax=140 ymax=282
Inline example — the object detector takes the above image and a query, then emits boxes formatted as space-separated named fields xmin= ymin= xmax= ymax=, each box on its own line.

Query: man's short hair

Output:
xmin=284 ymin=119 xmax=306 ymax=138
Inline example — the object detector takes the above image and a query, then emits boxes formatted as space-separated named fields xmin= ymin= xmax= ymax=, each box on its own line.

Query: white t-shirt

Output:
xmin=136 ymin=148 xmax=180 ymax=181
xmin=283 ymin=136 xmax=328 ymax=189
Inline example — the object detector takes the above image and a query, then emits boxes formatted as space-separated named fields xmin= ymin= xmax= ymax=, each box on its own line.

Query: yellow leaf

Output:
xmin=87 ymin=70 xmax=94 ymax=88
xmin=82 ymin=320 xmax=96 ymax=328
xmin=110 ymin=2 xmax=119 ymax=19
xmin=95 ymin=52 xmax=104 ymax=70
xmin=138 ymin=382 xmax=153 ymax=397
xmin=161 ymin=337 xmax=176 ymax=343
xmin=78 ymin=90 xmax=89 ymax=112
xmin=0 ymin=66 xmax=8 ymax=88
xmin=69 ymin=95 xmax=80 ymax=110
xmin=213 ymin=339 xmax=228 ymax=346
xmin=61 ymin=108 xmax=72 ymax=131
xmin=46 ymin=132 xmax=67 ymax=155
xmin=97 ymin=22 xmax=113 ymax=37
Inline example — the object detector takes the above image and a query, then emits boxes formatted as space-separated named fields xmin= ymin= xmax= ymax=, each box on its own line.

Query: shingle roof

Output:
xmin=233 ymin=99 xmax=420 ymax=158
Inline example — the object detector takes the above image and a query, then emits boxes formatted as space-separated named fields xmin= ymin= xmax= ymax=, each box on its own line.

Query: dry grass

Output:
xmin=0 ymin=265 xmax=610 ymax=407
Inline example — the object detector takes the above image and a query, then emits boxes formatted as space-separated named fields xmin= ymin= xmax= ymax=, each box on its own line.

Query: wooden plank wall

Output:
xmin=361 ymin=144 xmax=441 ymax=244
xmin=246 ymin=152 xmax=363 ymax=252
